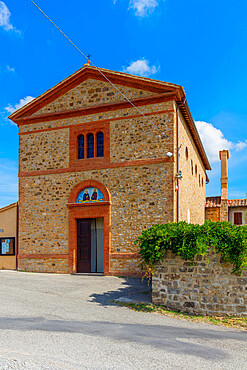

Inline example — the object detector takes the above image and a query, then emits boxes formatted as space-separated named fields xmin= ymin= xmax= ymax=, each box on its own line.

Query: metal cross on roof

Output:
xmin=86 ymin=54 xmax=92 ymax=65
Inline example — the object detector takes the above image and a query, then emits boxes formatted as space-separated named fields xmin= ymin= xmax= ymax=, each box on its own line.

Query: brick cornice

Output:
xmin=14 ymin=92 xmax=177 ymax=125
xmin=18 ymin=109 xmax=174 ymax=136
xmin=18 ymin=254 xmax=68 ymax=259
xmin=67 ymin=202 xmax=111 ymax=209
xmin=19 ymin=156 xmax=173 ymax=178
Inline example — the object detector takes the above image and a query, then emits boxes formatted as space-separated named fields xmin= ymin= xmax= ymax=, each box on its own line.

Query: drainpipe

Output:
xmin=176 ymin=97 xmax=186 ymax=223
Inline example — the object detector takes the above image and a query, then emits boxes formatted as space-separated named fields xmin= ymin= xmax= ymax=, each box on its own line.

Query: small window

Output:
xmin=87 ymin=133 xmax=94 ymax=158
xmin=202 ymin=177 xmax=204 ymax=187
xmin=185 ymin=147 xmax=188 ymax=159
xmin=234 ymin=212 xmax=242 ymax=225
xmin=78 ymin=135 xmax=84 ymax=159
xmin=191 ymin=160 xmax=193 ymax=175
xmin=97 ymin=132 xmax=104 ymax=157
xmin=0 ymin=238 xmax=15 ymax=256
xmin=195 ymin=164 xmax=197 ymax=176
xmin=199 ymin=174 xmax=201 ymax=186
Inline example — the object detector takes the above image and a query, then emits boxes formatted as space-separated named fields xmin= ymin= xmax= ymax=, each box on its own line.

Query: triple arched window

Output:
xmin=78 ymin=131 xmax=104 ymax=159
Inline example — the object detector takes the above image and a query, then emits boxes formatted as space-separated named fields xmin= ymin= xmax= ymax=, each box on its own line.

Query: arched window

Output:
xmin=191 ymin=160 xmax=193 ymax=175
xmin=199 ymin=174 xmax=201 ymax=186
xmin=78 ymin=135 xmax=84 ymax=159
xmin=185 ymin=147 xmax=188 ymax=160
xmin=87 ymin=133 xmax=94 ymax=158
xmin=97 ymin=132 xmax=104 ymax=157
xmin=195 ymin=164 xmax=197 ymax=176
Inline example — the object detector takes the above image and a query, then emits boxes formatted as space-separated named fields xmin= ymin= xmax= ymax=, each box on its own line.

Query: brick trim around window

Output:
xmin=69 ymin=122 xmax=110 ymax=170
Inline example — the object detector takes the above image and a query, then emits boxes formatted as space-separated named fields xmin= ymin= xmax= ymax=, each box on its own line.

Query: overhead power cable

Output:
xmin=29 ymin=0 xmax=173 ymax=143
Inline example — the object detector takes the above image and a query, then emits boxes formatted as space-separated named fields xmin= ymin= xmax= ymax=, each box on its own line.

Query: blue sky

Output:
xmin=0 ymin=0 xmax=247 ymax=208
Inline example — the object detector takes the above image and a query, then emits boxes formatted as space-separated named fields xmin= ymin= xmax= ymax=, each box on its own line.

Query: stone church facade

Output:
xmin=9 ymin=66 xmax=210 ymax=275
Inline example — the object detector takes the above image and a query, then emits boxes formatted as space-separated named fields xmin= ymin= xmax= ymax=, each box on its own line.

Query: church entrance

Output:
xmin=77 ymin=218 xmax=104 ymax=273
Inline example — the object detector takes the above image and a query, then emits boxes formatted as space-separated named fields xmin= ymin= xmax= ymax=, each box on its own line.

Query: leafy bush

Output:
xmin=135 ymin=221 xmax=247 ymax=275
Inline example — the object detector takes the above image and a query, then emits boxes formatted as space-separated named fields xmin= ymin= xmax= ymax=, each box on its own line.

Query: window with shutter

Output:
xmin=234 ymin=212 xmax=242 ymax=225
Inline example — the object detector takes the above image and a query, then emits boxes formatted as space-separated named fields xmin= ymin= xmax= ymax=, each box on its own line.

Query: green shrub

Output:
xmin=135 ymin=221 xmax=247 ymax=275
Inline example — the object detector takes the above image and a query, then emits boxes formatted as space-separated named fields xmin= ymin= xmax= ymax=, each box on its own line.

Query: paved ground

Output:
xmin=0 ymin=271 xmax=246 ymax=369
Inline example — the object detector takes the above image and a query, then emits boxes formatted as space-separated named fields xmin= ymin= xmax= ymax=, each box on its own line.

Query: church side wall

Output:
xmin=177 ymin=110 xmax=206 ymax=224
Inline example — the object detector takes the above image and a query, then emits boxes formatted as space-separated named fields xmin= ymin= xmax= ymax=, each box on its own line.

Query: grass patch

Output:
xmin=113 ymin=301 xmax=247 ymax=331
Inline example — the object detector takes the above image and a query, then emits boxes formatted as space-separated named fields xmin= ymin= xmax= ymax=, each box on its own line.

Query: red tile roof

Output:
xmin=205 ymin=196 xmax=221 ymax=207
xmin=228 ymin=199 xmax=247 ymax=207
xmin=206 ymin=196 xmax=247 ymax=208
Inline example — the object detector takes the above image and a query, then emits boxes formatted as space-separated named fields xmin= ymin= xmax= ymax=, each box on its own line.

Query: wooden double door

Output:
xmin=77 ymin=218 xmax=104 ymax=273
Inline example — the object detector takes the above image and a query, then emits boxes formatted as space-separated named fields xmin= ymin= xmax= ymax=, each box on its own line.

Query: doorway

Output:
xmin=77 ymin=218 xmax=104 ymax=273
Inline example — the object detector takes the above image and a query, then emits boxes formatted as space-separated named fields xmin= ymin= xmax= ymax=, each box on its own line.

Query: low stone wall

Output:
xmin=152 ymin=251 xmax=247 ymax=317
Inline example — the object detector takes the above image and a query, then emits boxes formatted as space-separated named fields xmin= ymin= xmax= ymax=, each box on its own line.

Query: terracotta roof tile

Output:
xmin=206 ymin=197 xmax=247 ymax=208
xmin=205 ymin=196 xmax=221 ymax=207
xmin=228 ymin=199 xmax=247 ymax=207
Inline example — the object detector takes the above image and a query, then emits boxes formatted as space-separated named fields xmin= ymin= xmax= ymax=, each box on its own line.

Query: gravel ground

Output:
xmin=0 ymin=270 xmax=246 ymax=369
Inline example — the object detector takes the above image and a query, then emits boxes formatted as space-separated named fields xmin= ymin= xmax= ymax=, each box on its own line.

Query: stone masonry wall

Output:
xmin=20 ymin=101 xmax=174 ymax=134
xmin=18 ymin=75 xmax=206 ymax=274
xmin=19 ymin=81 xmax=175 ymax=274
xmin=33 ymin=79 xmax=154 ymax=116
xmin=110 ymin=111 xmax=174 ymax=162
xmin=18 ymin=163 xmax=174 ymax=273
xmin=177 ymin=110 xmax=206 ymax=225
xmin=20 ymin=129 xmax=69 ymax=172
xmin=152 ymin=251 xmax=247 ymax=317
xmin=205 ymin=207 xmax=220 ymax=222
xmin=19 ymin=107 xmax=174 ymax=172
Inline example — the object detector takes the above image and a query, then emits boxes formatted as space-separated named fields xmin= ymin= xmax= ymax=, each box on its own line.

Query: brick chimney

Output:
xmin=219 ymin=150 xmax=229 ymax=221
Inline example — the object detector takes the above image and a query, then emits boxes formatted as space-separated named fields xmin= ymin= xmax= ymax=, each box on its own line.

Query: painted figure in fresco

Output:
xmin=83 ymin=189 xmax=90 ymax=201
xmin=91 ymin=188 xmax=98 ymax=201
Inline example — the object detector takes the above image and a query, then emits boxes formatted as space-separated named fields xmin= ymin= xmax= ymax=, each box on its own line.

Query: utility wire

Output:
xmin=29 ymin=0 xmax=173 ymax=143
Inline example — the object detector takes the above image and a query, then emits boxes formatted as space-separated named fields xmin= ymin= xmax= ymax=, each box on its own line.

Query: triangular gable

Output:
xmin=8 ymin=65 xmax=181 ymax=121
xmin=31 ymin=78 xmax=156 ymax=117
xmin=8 ymin=65 xmax=211 ymax=170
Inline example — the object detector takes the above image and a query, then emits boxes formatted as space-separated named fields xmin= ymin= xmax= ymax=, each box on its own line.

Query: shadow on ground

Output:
xmin=0 ymin=316 xmax=246 ymax=360
xmin=90 ymin=277 xmax=152 ymax=306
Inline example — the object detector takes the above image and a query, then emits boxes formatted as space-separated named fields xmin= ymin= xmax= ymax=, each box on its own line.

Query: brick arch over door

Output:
xmin=67 ymin=180 xmax=111 ymax=274
xmin=68 ymin=179 xmax=111 ymax=203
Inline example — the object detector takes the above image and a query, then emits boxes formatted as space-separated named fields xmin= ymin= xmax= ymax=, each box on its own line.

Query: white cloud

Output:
xmin=195 ymin=120 xmax=247 ymax=163
xmin=123 ymin=58 xmax=159 ymax=77
xmin=235 ymin=141 xmax=247 ymax=151
xmin=7 ymin=65 xmax=15 ymax=72
xmin=0 ymin=1 xmax=18 ymax=32
xmin=129 ymin=0 xmax=159 ymax=17
xmin=5 ymin=96 xmax=35 ymax=114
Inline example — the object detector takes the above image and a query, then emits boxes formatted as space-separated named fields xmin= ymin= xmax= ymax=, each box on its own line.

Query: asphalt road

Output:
xmin=0 ymin=271 xmax=246 ymax=369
